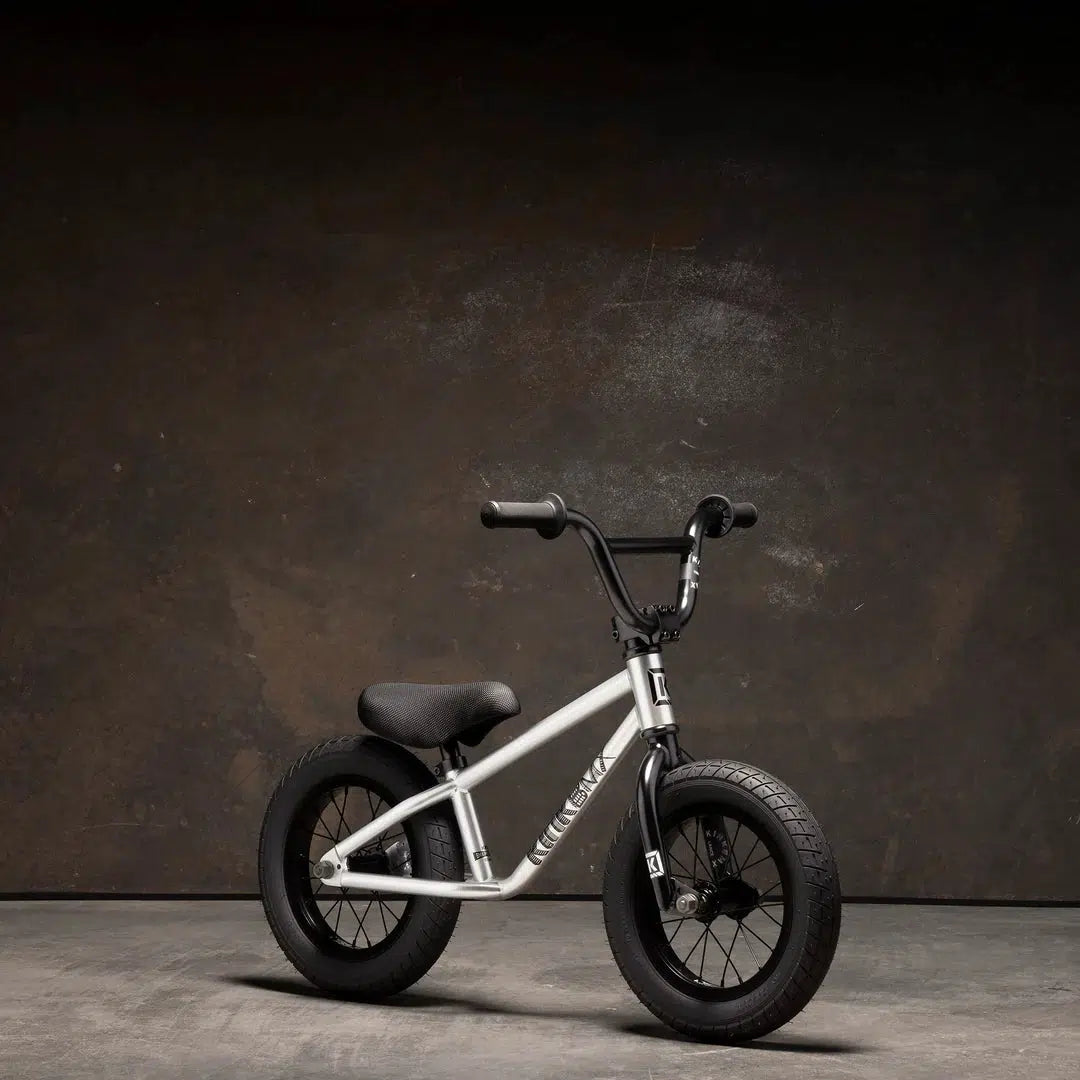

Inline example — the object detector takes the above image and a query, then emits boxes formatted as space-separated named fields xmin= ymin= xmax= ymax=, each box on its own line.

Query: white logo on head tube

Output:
xmin=648 ymin=670 xmax=671 ymax=706
xmin=645 ymin=850 xmax=664 ymax=878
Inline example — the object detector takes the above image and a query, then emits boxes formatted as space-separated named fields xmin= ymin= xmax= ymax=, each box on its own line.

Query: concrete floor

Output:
xmin=0 ymin=902 xmax=1076 ymax=1080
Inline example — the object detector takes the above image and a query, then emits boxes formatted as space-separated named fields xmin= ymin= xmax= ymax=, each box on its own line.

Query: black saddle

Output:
xmin=357 ymin=681 xmax=521 ymax=750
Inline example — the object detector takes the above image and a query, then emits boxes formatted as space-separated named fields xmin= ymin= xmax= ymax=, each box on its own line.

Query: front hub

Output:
xmin=680 ymin=878 xmax=760 ymax=923
xmin=713 ymin=877 xmax=760 ymax=921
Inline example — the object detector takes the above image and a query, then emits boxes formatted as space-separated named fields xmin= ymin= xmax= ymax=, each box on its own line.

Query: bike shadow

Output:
xmin=621 ymin=1020 xmax=870 ymax=1054
xmin=223 ymin=975 xmax=621 ymax=1022
xmin=224 ymin=976 xmax=870 ymax=1053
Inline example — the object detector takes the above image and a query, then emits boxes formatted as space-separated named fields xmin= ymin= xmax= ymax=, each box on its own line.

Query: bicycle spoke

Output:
xmin=693 ymin=818 xmax=707 ymax=882
xmin=707 ymin=924 xmax=736 ymax=985
xmin=330 ymin=790 xmax=343 ymax=838
xmin=741 ymin=919 xmax=776 ymax=952
xmin=643 ymin=812 xmax=795 ymax=991
xmin=329 ymin=792 xmax=348 ymax=841
xmin=379 ymin=898 xmax=403 ymax=930
xmin=728 ymin=819 xmax=742 ymax=867
xmin=706 ymin=924 xmax=732 ymax=955
xmin=739 ymin=852 xmax=772 ymax=875
xmin=339 ymin=786 xmax=351 ymax=835
xmin=317 ymin=810 xmax=338 ymax=841
xmin=357 ymin=828 xmax=405 ymax=854
xmin=351 ymin=916 xmax=370 ymax=948
xmin=680 ymin=925 xmax=709 ymax=973
xmin=356 ymin=829 xmax=403 ymax=855
xmin=342 ymin=892 xmax=366 ymax=929
xmin=737 ymin=837 xmax=761 ymax=875
xmin=355 ymin=897 xmax=375 ymax=946
xmin=726 ymin=925 xmax=743 ymax=984
xmin=758 ymin=905 xmax=784 ymax=928
xmin=321 ymin=799 xmax=333 ymax=838
xmin=295 ymin=781 xmax=416 ymax=954
xmin=359 ymin=894 xmax=376 ymax=923
xmin=677 ymin=823 xmax=701 ymax=880
xmin=344 ymin=897 xmax=369 ymax=944
xmin=718 ymin=928 xmax=733 ymax=987
xmin=667 ymin=848 xmax=697 ymax=880
xmin=739 ymin=923 xmax=762 ymax=968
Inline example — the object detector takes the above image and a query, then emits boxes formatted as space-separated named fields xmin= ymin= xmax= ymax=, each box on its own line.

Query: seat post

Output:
xmin=438 ymin=740 xmax=467 ymax=774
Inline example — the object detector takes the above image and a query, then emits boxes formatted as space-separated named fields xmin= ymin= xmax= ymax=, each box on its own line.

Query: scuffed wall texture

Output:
xmin=2 ymin=27 xmax=1078 ymax=897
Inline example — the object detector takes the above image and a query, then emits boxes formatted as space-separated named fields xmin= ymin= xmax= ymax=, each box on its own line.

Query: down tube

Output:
xmin=498 ymin=709 xmax=641 ymax=898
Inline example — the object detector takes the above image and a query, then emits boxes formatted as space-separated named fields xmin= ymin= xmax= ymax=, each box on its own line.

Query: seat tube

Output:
xmin=626 ymin=649 xmax=676 ymax=732
xmin=447 ymin=777 xmax=494 ymax=883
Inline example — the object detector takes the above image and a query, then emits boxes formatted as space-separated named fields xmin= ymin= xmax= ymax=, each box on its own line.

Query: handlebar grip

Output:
xmin=731 ymin=502 xmax=758 ymax=528
xmin=480 ymin=493 xmax=568 ymax=539
xmin=696 ymin=494 xmax=758 ymax=537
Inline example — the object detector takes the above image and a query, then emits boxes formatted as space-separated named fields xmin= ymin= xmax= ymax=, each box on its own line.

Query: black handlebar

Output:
xmin=480 ymin=493 xmax=567 ymax=539
xmin=480 ymin=491 xmax=757 ymax=640
xmin=608 ymin=536 xmax=694 ymax=555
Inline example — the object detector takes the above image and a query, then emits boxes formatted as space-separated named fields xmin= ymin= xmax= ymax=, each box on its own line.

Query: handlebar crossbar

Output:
xmin=480 ymin=493 xmax=757 ymax=642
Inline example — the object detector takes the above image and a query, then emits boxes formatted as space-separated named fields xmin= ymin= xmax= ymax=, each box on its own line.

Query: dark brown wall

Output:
xmin=2 ymin=26 xmax=1078 ymax=898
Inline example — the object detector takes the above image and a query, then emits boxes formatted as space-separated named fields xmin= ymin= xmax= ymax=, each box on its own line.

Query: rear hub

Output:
xmin=345 ymin=850 xmax=391 ymax=874
xmin=345 ymin=839 xmax=412 ymax=877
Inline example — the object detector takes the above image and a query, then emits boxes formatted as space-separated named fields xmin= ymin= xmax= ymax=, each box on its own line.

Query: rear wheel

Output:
xmin=258 ymin=736 xmax=463 ymax=998
xmin=603 ymin=760 xmax=841 ymax=1042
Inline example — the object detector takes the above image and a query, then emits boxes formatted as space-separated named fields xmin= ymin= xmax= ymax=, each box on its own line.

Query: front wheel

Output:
xmin=603 ymin=760 xmax=841 ymax=1042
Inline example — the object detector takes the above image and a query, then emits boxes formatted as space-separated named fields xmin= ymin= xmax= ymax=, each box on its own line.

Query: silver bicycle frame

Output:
xmin=315 ymin=652 xmax=674 ymax=899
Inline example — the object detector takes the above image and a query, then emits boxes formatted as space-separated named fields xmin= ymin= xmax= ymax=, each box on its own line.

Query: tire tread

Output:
xmin=603 ymin=759 xmax=841 ymax=1042
xmin=258 ymin=736 xmax=462 ymax=998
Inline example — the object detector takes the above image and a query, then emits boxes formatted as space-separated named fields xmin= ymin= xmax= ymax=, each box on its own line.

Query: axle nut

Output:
xmin=312 ymin=860 xmax=336 ymax=880
xmin=674 ymin=891 xmax=699 ymax=916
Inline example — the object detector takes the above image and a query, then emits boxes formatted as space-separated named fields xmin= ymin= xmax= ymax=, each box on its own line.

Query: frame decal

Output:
xmin=527 ymin=752 xmax=615 ymax=865
xmin=648 ymin=669 xmax=671 ymax=706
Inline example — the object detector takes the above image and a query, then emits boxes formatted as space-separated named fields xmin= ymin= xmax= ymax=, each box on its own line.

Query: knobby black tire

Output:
xmin=258 ymin=735 xmax=464 ymax=998
xmin=603 ymin=759 xmax=842 ymax=1042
